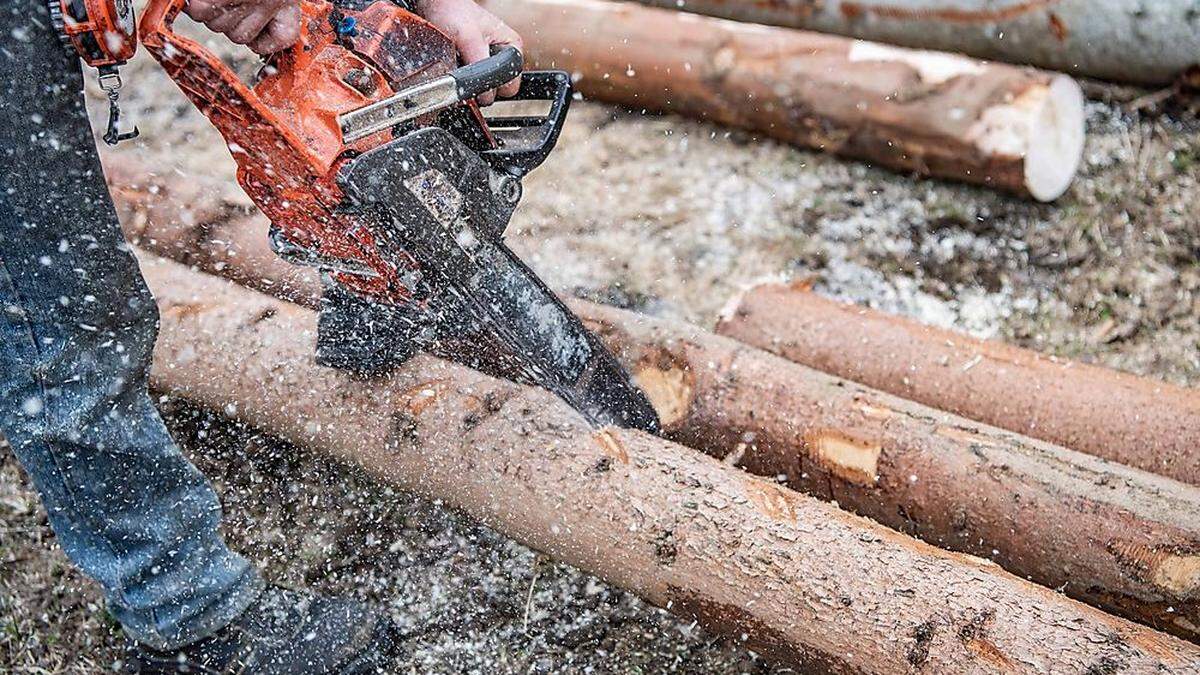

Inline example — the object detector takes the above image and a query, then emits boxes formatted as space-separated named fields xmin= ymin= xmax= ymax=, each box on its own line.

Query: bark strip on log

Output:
xmin=632 ymin=0 xmax=1200 ymax=86
xmin=715 ymin=280 xmax=1200 ymax=488
xmin=109 ymin=163 xmax=1200 ymax=642
xmin=480 ymin=0 xmax=1085 ymax=201
xmin=140 ymin=253 xmax=1200 ymax=671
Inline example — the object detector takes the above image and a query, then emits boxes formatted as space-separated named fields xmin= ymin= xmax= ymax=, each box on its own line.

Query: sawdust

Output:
xmin=2 ymin=29 xmax=1198 ymax=671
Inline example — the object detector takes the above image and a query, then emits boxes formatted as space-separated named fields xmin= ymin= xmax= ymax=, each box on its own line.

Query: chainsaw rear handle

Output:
xmin=139 ymin=0 xmax=322 ymax=165
xmin=144 ymin=0 xmax=517 ymax=123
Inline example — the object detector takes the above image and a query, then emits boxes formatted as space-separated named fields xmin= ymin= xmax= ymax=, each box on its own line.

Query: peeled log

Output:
xmin=634 ymin=0 xmax=1200 ymax=86
xmin=588 ymin=305 xmax=1200 ymax=643
xmin=480 ymin=0 xmax=1085 ymax=201
xmin=109 ymin=162 xmax=1200 ymax=641
xmin=141 ymin=253 xmax=1200 ymax=671
xmin=715 ymin=280 xmax=1200 ymax=488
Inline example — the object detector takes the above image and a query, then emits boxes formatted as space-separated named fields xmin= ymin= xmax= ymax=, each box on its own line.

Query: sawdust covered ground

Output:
xmin=2 ymin=37 xmax=1198 ymax=671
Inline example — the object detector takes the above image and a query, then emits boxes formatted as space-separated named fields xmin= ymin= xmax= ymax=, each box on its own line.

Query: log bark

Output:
xmin=140 ymin=253 xmax=1200 ymax=671
xmin=479 ymin=0 xmax=1085 ymax=201
xmin=110 ymin=162 xmax=1200 ymax=642
xmin=633 ymin=0 xmax=1200 ymax=86
xmin=715 ymin=280 xmax=1200 ymax=488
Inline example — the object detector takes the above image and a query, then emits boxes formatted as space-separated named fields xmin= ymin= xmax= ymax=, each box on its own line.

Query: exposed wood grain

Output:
xmin=109 ymin=161 xmax=1200 ymax=641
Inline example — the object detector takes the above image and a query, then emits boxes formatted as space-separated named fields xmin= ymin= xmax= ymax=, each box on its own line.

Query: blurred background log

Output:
xmin=483 ymin=0 xmax=1085 ymax=200
xmin=633 ymin=0 xmax=1200 ymax=85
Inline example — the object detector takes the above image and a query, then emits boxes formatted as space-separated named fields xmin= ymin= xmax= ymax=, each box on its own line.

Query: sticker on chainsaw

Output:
xmin=403 ymin=169 xmax=463 ymax=227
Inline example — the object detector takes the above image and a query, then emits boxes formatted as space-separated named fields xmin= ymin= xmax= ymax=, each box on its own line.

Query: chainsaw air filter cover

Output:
xmin=50 ymin=0 xmax=138 ymax=67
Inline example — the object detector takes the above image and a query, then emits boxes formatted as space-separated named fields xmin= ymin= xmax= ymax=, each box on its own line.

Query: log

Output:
xmin=715 ymin=280 xmax=1200 ymax=488
xmin=633 ymin=0 xmax=1200 ymax=86
xmin=479 ymin=0 xmax=1085 ymax=201
xmin=106 ymin=164 xmax=316 ymax=306
xmin=588 ymin=305 xmax=1200 ymax=643
xmin=140 ymin=252 xmax=1200 ymax=671
xmin=109 ymin=161 xmax=1200 ymax=641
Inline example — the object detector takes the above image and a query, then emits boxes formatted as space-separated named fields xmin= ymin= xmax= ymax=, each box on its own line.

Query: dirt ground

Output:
xmin=2 ymin=28 xmax=1198 ymax=673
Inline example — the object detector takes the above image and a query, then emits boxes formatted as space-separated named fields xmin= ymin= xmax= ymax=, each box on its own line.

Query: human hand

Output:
xmin=415 ymin=0 xmax=523 ymax=105
xmin=185 ymin=0 xmax=302 ymax=55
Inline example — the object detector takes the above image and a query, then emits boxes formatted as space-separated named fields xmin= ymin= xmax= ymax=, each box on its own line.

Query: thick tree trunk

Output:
xmin=140 ymin=253 xmax=1200 ymax=671
xmin=633 ymin=0 xmax=1200 ymax=86
xmin=480 ymin=0 xmax=1085 ymax=201
xmin=715 ymin=280 xmax=1200 ymax=488
xmin=110 ymin=163 xmax=1200 ymax=642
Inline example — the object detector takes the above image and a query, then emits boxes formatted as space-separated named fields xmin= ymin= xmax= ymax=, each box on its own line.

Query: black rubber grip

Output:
xmin=453 ymin=46 xmax=523 ymax=100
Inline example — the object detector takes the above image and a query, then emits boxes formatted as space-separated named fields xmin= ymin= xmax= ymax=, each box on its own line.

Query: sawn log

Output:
xmin=109 ymin=162 xmax=1200 ymax=641
xmin=140 ymin=253 xmax=1200 ymax=671
xmin=480 ymin=0 xmax=1085 ymax=201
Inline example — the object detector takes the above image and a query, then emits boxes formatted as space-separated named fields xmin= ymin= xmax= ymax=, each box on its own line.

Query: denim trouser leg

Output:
xmin=0 ymin=2 xmax=261 ymax=650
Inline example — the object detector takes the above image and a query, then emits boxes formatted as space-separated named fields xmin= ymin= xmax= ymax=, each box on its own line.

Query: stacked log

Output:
xmin=109 ymin=161 xmax=1200 ymax=641
xmin=141 ymin=253 xmax=1200 ymax=671
xmin=633 ymin=0 xmax=1200 ymax=86
xmin=480 ymin=0 xmax=1085 ymax=201
xmin=715 ymin=280 xmax=1200 ymax=487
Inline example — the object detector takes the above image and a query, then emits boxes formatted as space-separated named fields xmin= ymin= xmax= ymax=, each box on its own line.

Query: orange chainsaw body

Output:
xmin=139 ymin=0 xmax=491 ymax=301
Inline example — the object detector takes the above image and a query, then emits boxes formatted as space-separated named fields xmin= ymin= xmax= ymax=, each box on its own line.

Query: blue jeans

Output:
xmin=0 ymin=2 xmax=261 ymax=650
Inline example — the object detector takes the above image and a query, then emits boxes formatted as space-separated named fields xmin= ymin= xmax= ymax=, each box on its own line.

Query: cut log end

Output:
xmin=1022 ymin=75 xmax=1086 ymax=202
xmin=633 ymin=350 xmax=695 ymax=429
xmin=804 ymin=429 xmax=882 ymax=486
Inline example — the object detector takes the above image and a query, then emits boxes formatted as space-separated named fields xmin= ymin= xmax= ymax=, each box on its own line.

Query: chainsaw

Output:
xmin=50 ymin=0 xmax=661 ymax=432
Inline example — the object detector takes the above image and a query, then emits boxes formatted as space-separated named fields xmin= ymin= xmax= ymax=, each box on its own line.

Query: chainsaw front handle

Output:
xmin=481 ymin=70 xmax=573 ymax=177
xmin=339 ymin=46 xmax=524 ymax=143
xmin=453 ymin=46 xmax=523 ymax=100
